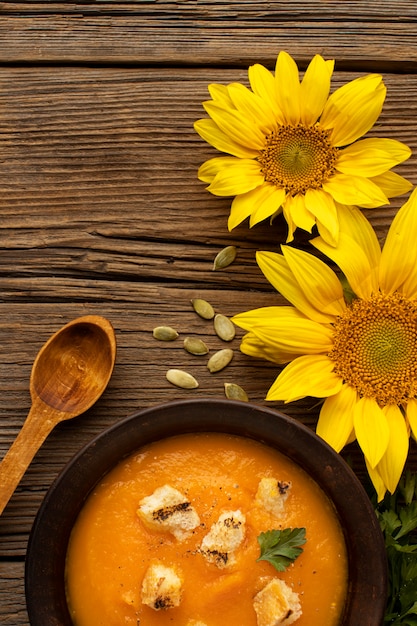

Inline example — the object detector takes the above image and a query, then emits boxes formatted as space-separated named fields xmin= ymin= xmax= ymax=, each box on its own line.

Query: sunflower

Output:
xmin=232 ymin=189 xmax=417 ymax=500
xmin=194 ymin=51 xmax=412 ymax=246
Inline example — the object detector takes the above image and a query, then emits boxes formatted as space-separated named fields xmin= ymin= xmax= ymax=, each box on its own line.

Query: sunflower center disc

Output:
xmin=258 ymin=124 xmax=338 ymax=195
xmin=330 ymin=292 xmax=417 ymax=405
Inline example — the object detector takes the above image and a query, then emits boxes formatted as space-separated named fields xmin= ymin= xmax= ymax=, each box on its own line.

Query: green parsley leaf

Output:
xmin=257 ymin=527 xmax=306 ymax=572
xmin=373 ymin=471 xmax=417 ymax=625
xmin=396 ymin=502 xmax=417 ymax=540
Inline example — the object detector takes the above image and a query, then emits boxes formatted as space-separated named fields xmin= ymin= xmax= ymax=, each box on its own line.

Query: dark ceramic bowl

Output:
xmin=25 ymin=398 xmax=387 ymax=625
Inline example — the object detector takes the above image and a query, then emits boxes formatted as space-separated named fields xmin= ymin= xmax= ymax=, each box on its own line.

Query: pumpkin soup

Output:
xmin=65 ymin=433 xmax=348 ymax=626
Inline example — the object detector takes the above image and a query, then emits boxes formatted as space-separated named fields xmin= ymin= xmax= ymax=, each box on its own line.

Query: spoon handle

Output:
xmin=0 ymin=400 xmax=58 ymax=516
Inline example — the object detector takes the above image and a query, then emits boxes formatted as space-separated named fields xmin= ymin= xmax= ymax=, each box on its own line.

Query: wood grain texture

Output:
xmin=0 ymin=2 xmax=417 ymax=68
xmin=1 ymin=2 xmax=417 ymax=623
xmin=0 ymin=561 xmax=27 ymax=625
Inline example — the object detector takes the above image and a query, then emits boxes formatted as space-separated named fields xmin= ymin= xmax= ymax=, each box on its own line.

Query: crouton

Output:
xmin=137 ymin=484 xmax=200 ymax=540
xmin=255 ymin=478 xmax=292 ymax=518
xmin=141 ymin=562 xmax=183 ymax=610
xmin=200 ymin=509 xmax=246 ymax=568
xmin=253 ymin=578 xmax=302 ymax=626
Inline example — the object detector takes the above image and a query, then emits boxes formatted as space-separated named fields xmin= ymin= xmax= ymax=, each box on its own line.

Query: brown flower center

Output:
xmin=258 ymin=124 xmax=338 ymax=195
xmin=330 ymin=292 xmax=417 ymax=406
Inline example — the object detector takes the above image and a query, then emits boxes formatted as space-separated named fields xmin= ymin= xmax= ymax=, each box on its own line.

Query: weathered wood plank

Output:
xmin=0 ymin=561 xmax=27 ymax=625
xmin=2 ymin=0 xmax=417 ymax=18
xmin=0 ymin=12 xmax=416 ymax=68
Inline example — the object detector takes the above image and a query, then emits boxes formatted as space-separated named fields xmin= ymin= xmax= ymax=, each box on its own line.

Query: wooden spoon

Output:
xmin=0 ymin=315 xmax=117 ymax=516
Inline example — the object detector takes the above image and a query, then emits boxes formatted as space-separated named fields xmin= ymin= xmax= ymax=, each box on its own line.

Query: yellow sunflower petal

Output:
xmin=194 ymin=119 xmax=259 ymax=158
xmin=283 ymin=193 xmax=316 ymax=234
xmin=266 ymin=354 xmax=343 ymax=402
xmin=274 ymin=51 xmax=301 ymax=125
xmin=282 ymin=201 xmax=297 ymax=243
xmin=368 ymin=170 xmax=413 ymax=200
xmin=314 ymin=203 xmax=380 ymax=296
xmin=203 ymin=101 xmax=266 ymax=150
xmin=249 ymin=185 xmax=286 ymax=227
xmin=322 ymin=172 xmax=389 ymax=208
xmin=347 ymin=428 xmax=356 ymax=445
xmin=320 ymin=74 xmax=386 ymax=147
xmin=232 ymin=305 xmax=305 ymax=332
xmin=365 ymin=459 xmax=387 ymax=502
xmin=406 ymin=398 xmax=417 ymax=440
xmin=314 ymin=220 xmax=338 ymax=249
xmin=379 ymin=187 xmax=417 ymax=294
xmin=240 ymin=331 xmax=301 ymax=365
xmin=353 ymin=396 xmax=389 ymax=469
xmin=208 ymin=83 xmax=235 ymax=107
xmin=248 ymin=63 xmax=284 ymax=123
xmin=207 ymin=160 xmax=264 ymax=196
xmin=198 ymin=156 xmax=242 ymax=183
xmin=227 ymin=83 xmax=277 ymax=133
xmin=256 ymin=250 xmax=339 ymax=323
xmin=377 ymin=405 xmax=409 ymax=495
xmin=336 ymin=204 xmax=381 ymax=282
xmin=281 ymin=246 xmax=346 ymax=316
xmin=229 ymin=185 xmax=267 ymax=229
xmin=401 ymin=269 xmax=417 ymax=301
xmin=303 ymin=188 xmax=339 ymax=245
xmin=311 ymin=233 xmax=375 ymax=300
xmin=228 ymin=183 xmax=284 ymax=230
xmin=336 ymin=138 xmax=412 ymax=177
xmin=250 ymin=316 xmax=334 ymax=355
xmin=300 ymin=55 xmax=334 ymax=126
xmin=316 ymin=384 xmax=357 ymax=452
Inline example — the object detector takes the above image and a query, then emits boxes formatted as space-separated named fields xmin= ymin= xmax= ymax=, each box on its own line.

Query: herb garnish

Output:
xmin=374 ymin=471 xmax=417 ymax=625
xmin=257 ymin=527 xmax=306 ymax=572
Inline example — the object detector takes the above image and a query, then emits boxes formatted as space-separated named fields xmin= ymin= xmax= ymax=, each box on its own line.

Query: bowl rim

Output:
xmin=25 ymin=397 xmax=387 ymax=626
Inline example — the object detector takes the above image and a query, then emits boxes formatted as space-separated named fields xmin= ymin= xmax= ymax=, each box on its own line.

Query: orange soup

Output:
xmin=65 ymin=433 xmax=348 ymax=625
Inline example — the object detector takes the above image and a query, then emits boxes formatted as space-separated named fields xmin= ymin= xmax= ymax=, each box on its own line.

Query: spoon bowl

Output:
xmin=30 ymin=318 xmax=116 ymax=415
xmin=0 ymin=315 xmax=116 ymax=516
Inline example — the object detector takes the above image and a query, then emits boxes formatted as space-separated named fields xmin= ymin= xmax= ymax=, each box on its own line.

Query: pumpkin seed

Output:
xmin=213 ymin=314 xmax=235 ymax=342
xmin=207 ymin=348 xmax=233 ymax=373
xmin=152 ymin=326 xmax=179 ymax=341
xmin=184 ymin=336 xmax=209 ymax=355
xmin=213 ymin=245 xmax=237 ymax=271
xmin=191 ymin=298 xmax=215 ymax=320
xmin=166 ymin=369 xmax=199 ymax=389
xmin=224 ymin=383 xmax=249 ymax=402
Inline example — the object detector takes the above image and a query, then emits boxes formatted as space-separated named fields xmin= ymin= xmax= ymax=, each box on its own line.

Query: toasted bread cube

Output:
xmin=255 ymin=478 xmax=292 ymax=518
xmin=137 ymin=484 xmax=200 ymax=540
xmin=253 ymin=578 xmax=302 ymax=626
xmin=141 ymin=562 xmax=183 ymax=610
xmin=200 ymin=509 xmax=246 ymax=568
xmin=186 ymin=621 xmax=208 ymax=626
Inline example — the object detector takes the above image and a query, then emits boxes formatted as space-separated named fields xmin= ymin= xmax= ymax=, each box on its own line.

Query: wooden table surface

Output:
xmin=1 ymin=2 xmax=417 ymax=623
